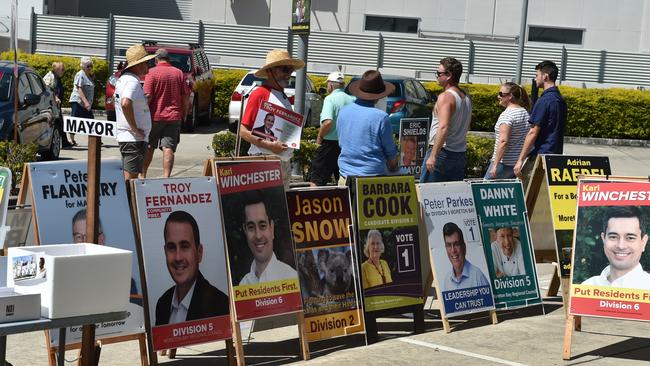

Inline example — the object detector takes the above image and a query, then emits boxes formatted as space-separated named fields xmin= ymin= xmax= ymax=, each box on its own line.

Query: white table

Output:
xmin=0 ymin=311 xmax=129 ymax=366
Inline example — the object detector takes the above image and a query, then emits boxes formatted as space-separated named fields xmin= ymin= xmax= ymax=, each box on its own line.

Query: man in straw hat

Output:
xmin=335 ymin=70 xmax=399 ymax=185
xmin=240 ymin=49 xmax=305 ymax=188
xmin=114 ymin=44 xmax=156 ymax=180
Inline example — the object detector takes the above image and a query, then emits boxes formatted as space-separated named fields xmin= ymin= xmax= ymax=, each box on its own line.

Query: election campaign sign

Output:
xmin=471 ymin=180 xmax=542 ymax=309
xmin=542 ymin=155 xmax=611 ymax=277
xmin=355 ymin=175 xmax=423 ymax=312
xmin=215 ymin=160 xmax=302 ymax=320
xmin=287 ymin=187 xmax=363 ymax=341
xmin=27 ymin=159 xmax=144 ymax=345
xmin=291 ymin=0 xmax=310 ymax=34
xmin=570 ymin=179 xmax=650 ymax=321
xmin=418 ymin=181 xmax=495 ymax=317
xmin=398 ymin=118 xmax=429 ymax=177
xmin=132 ymin=177 xmax=231 ymax=350
xmin=64 ymin=116 xmax=116 ymax=138
xmin=252 ymin=101 xmax=303 ymax=149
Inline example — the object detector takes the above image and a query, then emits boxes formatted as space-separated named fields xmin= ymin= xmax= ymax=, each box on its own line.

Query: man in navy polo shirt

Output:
xmin=513 ymin=60 xmax=567 ymax=184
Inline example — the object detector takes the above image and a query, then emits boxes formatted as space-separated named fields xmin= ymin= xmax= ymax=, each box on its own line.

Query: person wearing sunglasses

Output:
xmin=485 ymin=82 xmax=531 ymax=179
xmin=420 ymin=57 xmax=472 ymax=183
xmin=68 ymin=56 xmax=95 ymax=147
xmin=239 ymin=49 xmax=305 ymax=189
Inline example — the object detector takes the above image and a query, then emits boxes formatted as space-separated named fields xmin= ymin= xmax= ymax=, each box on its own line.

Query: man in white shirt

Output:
xmin=239 ymin=190 xmax=297 ymax=285
xmin=583 ymin=206 xmax=650 ymax=289
xmin=491 ymin=227 xmax=526 ymax=277
xmin=114 ymin=44 xmax=156 ymax=180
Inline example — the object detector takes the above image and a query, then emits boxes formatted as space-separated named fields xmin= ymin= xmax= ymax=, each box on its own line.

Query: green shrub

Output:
xmin=212 ymin=69 xmax=249 ymax=120
xmin=211 ymin=131 xmax=249 ymax=157
xmin=422 ymin=82 xmax=650 ymax=140
xmin=0 ymin=51 xmax=109 ymax=109
xmin=465 ymin=135 xmax=494 ymax=178
xmin=0 ymin=141 xmax=38 ymax=194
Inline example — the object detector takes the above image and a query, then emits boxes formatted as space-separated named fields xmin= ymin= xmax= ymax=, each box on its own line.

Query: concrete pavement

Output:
xmin=5 ymin=125 xmax=649 ymax=365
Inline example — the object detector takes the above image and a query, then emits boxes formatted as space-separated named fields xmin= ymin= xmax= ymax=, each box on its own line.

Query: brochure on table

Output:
xmin=132 ymin=177 xmax=232 ymax=350
xmin=27 ymin=159 xmax=144 ymax=344
xmin=7 ymin=244 xmax=131 ymax=319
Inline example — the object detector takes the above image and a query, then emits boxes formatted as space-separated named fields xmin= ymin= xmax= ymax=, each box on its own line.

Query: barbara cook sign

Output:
xmin=64 ymin=116 xmax=116 ymax=138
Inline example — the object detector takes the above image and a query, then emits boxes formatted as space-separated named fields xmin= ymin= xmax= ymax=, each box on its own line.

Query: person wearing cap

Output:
xmin=240 ymin=49 xmax=305 ymax=189
xmin=335 ymin=70 xmax=399 ymax=184
xmin=114 ymin=44 xmax=156 ymax=180
xmin=143 ymin=48 xmax=190 ymax=178
xmin=309 ymin=71 xmax=355 ymax=186
xmin=420 ymin=57 xmax=472 ymax=183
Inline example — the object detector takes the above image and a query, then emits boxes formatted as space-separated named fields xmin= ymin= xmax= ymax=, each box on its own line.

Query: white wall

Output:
xmin=0 ymin=0 xmax=43 ymax=45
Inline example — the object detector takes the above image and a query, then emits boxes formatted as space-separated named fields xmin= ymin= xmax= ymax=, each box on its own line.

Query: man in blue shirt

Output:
xmin=441 ymin=222 xmax=490 ymax=291
xmin=514 ymin=60 xmax=568 ymax=181
xmin=336 ymin=70 xmax=398 ymax=183
xmin=309 ymin=72 xmax=355 ymax=186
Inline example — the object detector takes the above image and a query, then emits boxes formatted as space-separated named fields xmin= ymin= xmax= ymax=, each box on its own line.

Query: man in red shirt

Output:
xmin=143 ymin=48 xmax=190 ymax=177
xmin=239 ymin=49 xmax=304 ymax=188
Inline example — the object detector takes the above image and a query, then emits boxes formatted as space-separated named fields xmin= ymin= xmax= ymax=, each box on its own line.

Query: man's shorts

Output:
xmin=149 ymin=121 xmax=181 ymax=152
xmin=310 ymin=140 xmax=341 ymax=186
xmin=119 ymin=141 xmax=147 ymax=174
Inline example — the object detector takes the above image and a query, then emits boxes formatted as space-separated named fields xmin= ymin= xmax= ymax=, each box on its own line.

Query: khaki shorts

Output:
xmin=149 ymin=121 xmax=181 ymax=151
xmin=119 ymin=141 xmax=147 ymax=174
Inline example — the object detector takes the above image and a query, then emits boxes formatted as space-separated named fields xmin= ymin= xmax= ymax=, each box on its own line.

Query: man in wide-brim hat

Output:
xmin=240 ymin=49 xmax=305 ymax=188
xmin=335 ymin=70 xmax=399 ymax=184
xmin=115 ymin=44 xmax=156 ymax=180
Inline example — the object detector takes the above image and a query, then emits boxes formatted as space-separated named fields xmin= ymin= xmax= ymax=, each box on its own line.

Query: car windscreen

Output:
xmin=0 ymin=72 xmax=11 ymax=101
xmin=147 ymin=54 xmax=192 ymax=73
xmin=241 ymin=73 xmax=297 ymax=89
xmin=242 ymin=73 xmax=266 ymax=86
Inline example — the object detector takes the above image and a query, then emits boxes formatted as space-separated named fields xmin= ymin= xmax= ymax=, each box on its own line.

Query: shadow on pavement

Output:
xmin=569 ymin=336 xmax=650 ymax=364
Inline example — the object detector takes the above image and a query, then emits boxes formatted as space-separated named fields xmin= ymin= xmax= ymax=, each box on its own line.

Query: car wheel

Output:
xmin=46 ymin=125 xmax=62 ymax=160
xmin=184 ymin=98 xmax=198 ymax=133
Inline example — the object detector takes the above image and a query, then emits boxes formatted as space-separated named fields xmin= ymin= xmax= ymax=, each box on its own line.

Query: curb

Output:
xmin=468 ymin=131 xmax=649 ymax=148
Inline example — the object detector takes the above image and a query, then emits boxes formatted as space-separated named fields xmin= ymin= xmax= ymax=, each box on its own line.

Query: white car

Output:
xmin=228 ymin=71 xmax=323 ymax=131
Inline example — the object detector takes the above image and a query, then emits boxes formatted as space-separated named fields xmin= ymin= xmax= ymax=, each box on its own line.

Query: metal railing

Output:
xmin=30 ymin=13 xmax=650 ymax=87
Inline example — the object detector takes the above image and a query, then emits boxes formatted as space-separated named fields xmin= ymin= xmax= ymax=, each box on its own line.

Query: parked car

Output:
xmin=0 ymin=61 xmax=62 ymax=160
xmin=345 ymin=74 xmax=434 ymax=134
xmin=105 ymin=42 xmax=214 ymax=132
xmin=228 ymin=71 xmax=323 ymax=132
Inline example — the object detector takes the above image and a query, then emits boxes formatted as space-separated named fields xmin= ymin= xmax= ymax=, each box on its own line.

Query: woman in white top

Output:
xmin=485 ymin=82 xmax=531 ymax=179
xmin=68 ymin=56 xmax=95 ymax=146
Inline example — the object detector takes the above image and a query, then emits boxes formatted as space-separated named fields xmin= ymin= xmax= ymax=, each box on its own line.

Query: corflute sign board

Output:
xmin=570 ymin=179 xmax=650 ymax=321
xmin=471 ymin=180 xmax=542 ymax=309
xmin=287 ymin=187 xmax=363 ymax=341
xmin=355 ymin=175 xmax=423 ymax=312
xmin=418 ymin=181 xmax=495 ymax=317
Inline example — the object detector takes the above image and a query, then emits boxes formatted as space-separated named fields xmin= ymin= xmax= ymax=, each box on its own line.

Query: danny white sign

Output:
xmin=64 ymin=116 xmax=116 ymax=138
